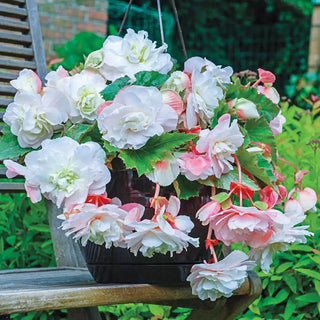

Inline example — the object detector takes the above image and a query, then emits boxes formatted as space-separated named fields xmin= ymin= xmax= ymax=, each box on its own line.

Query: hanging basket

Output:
xmin=83 ymin=158 xmax=211 ymax=284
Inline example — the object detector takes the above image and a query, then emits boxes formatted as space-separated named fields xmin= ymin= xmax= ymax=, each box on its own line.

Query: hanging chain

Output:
xmin=117 ymin=0 xmax=188 ymax=60
xmin=156 ymin=0 xmax=165 ymax=45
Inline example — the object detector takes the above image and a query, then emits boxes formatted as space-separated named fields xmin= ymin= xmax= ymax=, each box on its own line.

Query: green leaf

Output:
xmin=315 ymin=280 xmax=320 ymax=296
xmin=248 ymin=304 xmax=260 ymax=316
xmin=276 ymin=262 xmax=293 ymax=274
xmin=0 ymin=126 xmax=32 ymax=161
xmin=29 ymin=224 xmax=51 ymax=233
xmin=6 ymin=235 xmax=16 ymax=246
xmin=296 ymin=292 xmax=320 ymax=304
xmin=66 ymin=123 xmax=92 ymax=142
xmin=216 ymin=168 xmax=260 ymax=191
xmin=245 ymin=116 xmax=277 ymax=162
xmin=212 ymin=192 xmax=229 ymax=203
xmin=226 ymin=82 xmax=279 ymax=121
xmin=295 ymin=268 xmax=320 ymax=281
xmin=254 ymin=201 xmax=268 ymax=210
xmin=236 ymin=147 xmax=276 ymax=186
xmin=119 ymin=132 xmax=196 ymax=176
xmin=283 ymin=298 xmax=297 ymax=320
xmin=283 ymin=273 xmax=297 ymax=293
xmin=210 ymin=100 xmax=229 ymax=128
xmin=100 ymin=76 xmax=130 ymax=101
xmin=149 ymin=305 xmax=165 ymax=317
xmin=290 ymin=244 xmax=312 ymax=252
xmin=133 ymin=71 xmax=169 ymax=87
xmin=175 ymin=175 xmax=203 ymax=200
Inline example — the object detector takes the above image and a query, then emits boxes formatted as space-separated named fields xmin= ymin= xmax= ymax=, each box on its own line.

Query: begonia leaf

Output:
xmin=226 ymin=82 xmax=279 ymax=121
xmin=211 ymin=192 xmax=229 ymax=203
xmin=236 ymin=146 xmax=276 ymax=186
xmin=210 ymin=100 xmax=229 ymax=128
xmin=133 ymin=71 xmax=169 ymax=87
xmin=174 ymin=175 xmax=203 ymax=200
xmin=245 ymin=116 xmax=277 ymax=162
xmin=118 ymin=132 xmax=196 ymax=176
xmin=100 ymin=76 xmax=131 ymax=101
xmin=0 ymin=126 xmax=32 ymax=161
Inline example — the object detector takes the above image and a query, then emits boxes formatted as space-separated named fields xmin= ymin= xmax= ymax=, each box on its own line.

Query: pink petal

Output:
xmin=26 ymin=184 xmax=42 ymax=203
xmin=297 ymin=188 xmax=317 ymax=212
xmin=294 ymin=170 xmax=309 ymax=185
xmin=97 ymin=101 xmax=113 ymax=116
xmin=258 ymin=68 xmax=276 ymax=84
xmin=3 ymin=160 xmax=27 ymax=178
xmin=31 ymin=70 xmax=42 ymax=93
xmin=161 ymin=90 xmax=184 ymax=116
xmin=167 ymin=196 xmax=180 ymax=217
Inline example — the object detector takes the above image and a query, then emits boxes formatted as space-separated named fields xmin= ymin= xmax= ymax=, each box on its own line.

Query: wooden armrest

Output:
xmin=0 ymin=267 xmax=261 ymax=315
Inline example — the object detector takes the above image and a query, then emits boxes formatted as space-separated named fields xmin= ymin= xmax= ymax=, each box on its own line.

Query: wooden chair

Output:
xmin=0 ymin=1 xmax=262 ymax=319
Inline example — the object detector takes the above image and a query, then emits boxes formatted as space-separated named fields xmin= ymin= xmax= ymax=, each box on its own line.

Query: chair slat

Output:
xmin=0 ymin=0 xmax=26 ymax=5
xmin=0 ymin=31 xmax=32 ymax=45
xmin=0 ymin=70 xmax=18 ymax=81
xmin=0 ymin=167 xmax=7 ymax=177
xmin=0 ymin=110 xmax=5 ymax=119
xmin=0 ymin=4 xmax=27 ymax=18
xmin=0 ymin=17 xmax=29 ymax=32
xmin=0 ymin=57 xmax=36 ymax=70
xmin=0 ymin=97 xmax=13 ymax=107
xmin=0 ymin=182 xmax=25 ymax=192
xmin=0 ymin=44 xmax=34 ymax=58
xmin=0 ymin=84 xmax=16 ymax=95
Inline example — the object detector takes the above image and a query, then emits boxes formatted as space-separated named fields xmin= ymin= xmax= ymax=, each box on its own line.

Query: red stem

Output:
xmin=277 ymin=156 xmax=299 ymax=172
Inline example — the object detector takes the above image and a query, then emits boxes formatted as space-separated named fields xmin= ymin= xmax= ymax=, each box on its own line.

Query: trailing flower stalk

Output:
xmin=1 ymin=29 xmax=316 ymax=301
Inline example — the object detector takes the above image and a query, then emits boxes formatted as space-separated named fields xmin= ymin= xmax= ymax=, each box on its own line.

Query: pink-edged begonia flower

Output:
xmin=196 ymin=114 xmax=244 ymax=178
xmin=3 ymin=89 xmax=69 ymax=149
xmin=98 ymin=85 xmax=178 ymax=150
xmin=249 ymin=200 xmax=313 ymax=273
xmin=259 ymin=185 xmax=287 ymax=209
xmin=145 ymin=156 xmax=180 ymax=186
xmin=177 ymin=151 xmax=213 ymax=181
xmin=187 ymin=250 xmax=256 ymax=301
xmin=4 ymin=137 xmax=111 ymax=209
xmin=59 ymin=202 xmax=128 ymax=248
xmin=10 ymin=69 xmax=42 ymax=94
xmin=209 ymin=204 xmax=274 ymax=248
xmin=125 ymin=196 xmax=199 ymax=257
xmin=196 ymin=200 xmax=221 ymax=225
xmin=99 ymin=29 xmax=173 ymax=81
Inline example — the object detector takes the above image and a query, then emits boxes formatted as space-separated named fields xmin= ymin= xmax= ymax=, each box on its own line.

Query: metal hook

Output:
xmin=157 ymin=0 xmax=165 ymax=45
xmin=118 ymin=0 xmax=133 ymax=36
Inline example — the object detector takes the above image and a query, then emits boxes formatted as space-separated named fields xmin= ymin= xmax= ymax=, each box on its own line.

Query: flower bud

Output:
xmin=234 ymin=98 xmax=259 ymax=119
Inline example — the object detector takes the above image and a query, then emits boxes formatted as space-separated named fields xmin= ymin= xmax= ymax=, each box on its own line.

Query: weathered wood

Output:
xmin=0 ymin=85 xmax=16 ymax=96
xmin=0 ymin=97 xmax=13 ymax=107
xmin=0 ymin=267 xmax=254 ymax=315
xmin=0 ymin=31 xmax=31 ymax=45
xmin=0 ymin=167 xmax=7 ymax=176
xmin=0 ymin=57 xmax=36 ymax=70
xmin=0 ymin=4 xmax=27 ymax=18
xmin=46 ymin=201 xmax=87 ymax=268
xmin=26 ymin=0 xmax=47 ymax=82
xmin=0 ymin=84 xmax=16 ymax=95
xmin=0 ymin=0 xmax=26 ymax=5
xmin=0 ymin=70 xmax=18 ymax=81
xmin=0 ymin=182 xmax=25 ymax=192
xmin=0 ymin=17 xmax=29 ymax=32
xmin=0 ymin=44 xmax=34 ymax=58
xmin=0 ymin=111 xmax=5 ymax=119
xmin=309 ymin=4 xmax=320 ymax=72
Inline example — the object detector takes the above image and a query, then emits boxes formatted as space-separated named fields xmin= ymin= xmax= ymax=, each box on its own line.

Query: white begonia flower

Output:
xmin=145 ymin=156 xmax=180 ymax=187
xmin=125 ymin=196 xmax=199 ymax=257
xmin=249 ymin=200 xmax=313 ymax=273
xmin=10 ymin=69 xmax=42 ymax=93
xmin=99 ymin=29 xmax=173 ymax=81
xmin=4 ymin=137 xmax=111 ymax=209
xmin=3 ymin=89 xmax=69 ymax=149
xmin=45 ymin=66 xmax=69 ymax=89
xmin=84 ymin=48 xmax=105 ymax=70
xmin=196 ymin=114 xmax=244 ymax=178
xmin=186 ymin=70 xmax=223 ymax=129
xmin=97 ymin=85 xmax=178 ymax=149
xmin=161 ymin=71 xmax=191 ymax=94
xmin=234 ymin=98 xmax=260 ymax=119
xmin=187 ymin=251 xmax=256 ymax=301
xmin=61 ymin=70 xmax=106 ymax=122
xmin=59 ymin=203 xmax=127 ymax=248
xmin=184 ymin=57 xmax=233 ymax=84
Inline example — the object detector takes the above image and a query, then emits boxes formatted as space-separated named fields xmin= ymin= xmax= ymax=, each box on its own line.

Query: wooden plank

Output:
xmin=0 ymin=111 xmax=4 ymax=119
xmin=0 ymin=17 xmax=29 ymax=32
xmin=0 ymin=97 xmax=13 ymax=107
xmin=0 ymin=267 xmax=254 ymax=315
xmin=0 ymin=167 xmax=7 ymax=177
xmin=26 ymin=0 xmax=47 ymax=82
xmin=0 ymin=4 xmax=27 ymax=18
xmin=0 ymin=84 xmax=16 ymax=95
xmin=0 ymin=182 xmax=25 ymax=192
xmin=0 ymin=31 xmax=32 ymax=45
xmin=0 ymin=70 xmax=18 ymax=81
xmin=0 ymin=57 xmax=36 ymax=70
xmin=0 ymin=44 xmax=33 ymax=58
xmin=0 ymin=0 xmax=26 ymax=6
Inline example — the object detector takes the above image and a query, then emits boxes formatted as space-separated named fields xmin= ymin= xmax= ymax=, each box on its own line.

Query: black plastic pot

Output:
xmin=83 ymin=158 xmax=211 ymax=284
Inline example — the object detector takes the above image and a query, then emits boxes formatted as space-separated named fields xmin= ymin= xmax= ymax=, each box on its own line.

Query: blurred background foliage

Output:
xmin=1 ymin=0 xmax=320 ymax=319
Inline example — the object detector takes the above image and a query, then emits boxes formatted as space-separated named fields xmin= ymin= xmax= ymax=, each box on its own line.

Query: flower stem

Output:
xmin=234 ymin=155 xmax=243 ymax=206
xmin=277 ymin=156 xmax=298 ymax=172
xmin=206 ymin=227 xmax=218 ymax=263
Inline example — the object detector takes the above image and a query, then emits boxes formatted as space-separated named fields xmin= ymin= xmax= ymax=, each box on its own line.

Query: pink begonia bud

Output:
xmin=294 ymin=170 xmax=310 ymax=185
xmin=234 ymin=98 xmax=259 ymax=120
xmin=196 ymin=201 xmax=221 ymax=225
xmin=258 ymin=68 xmax=276 ymax=84
xmin=161 ymin=90 xmax=184 ymax=116
xmin=259 ymin=186 xmax=278 ymax=209
xmin=276 ymin=185 xmax=287 ymax=205
xmin=289 ymin=187 xmax=317 ymax=212
xmin=273 ymin=170 xmax=286 ymax=182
